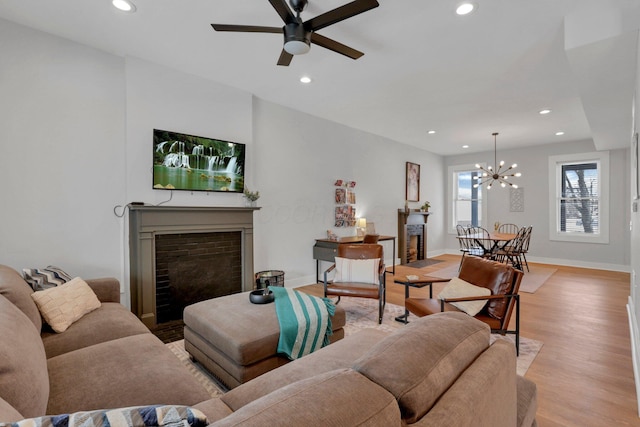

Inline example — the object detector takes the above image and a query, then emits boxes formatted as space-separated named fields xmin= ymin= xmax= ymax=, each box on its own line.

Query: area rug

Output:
xmin=427 ymin=262 xmax=557 ymax=294
xmin=167 ymin=298 xmax=543 ymax=395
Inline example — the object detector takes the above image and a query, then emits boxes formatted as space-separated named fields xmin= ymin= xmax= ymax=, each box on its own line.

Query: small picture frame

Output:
xmin=406 ymin=162 xmax=420 ymax=202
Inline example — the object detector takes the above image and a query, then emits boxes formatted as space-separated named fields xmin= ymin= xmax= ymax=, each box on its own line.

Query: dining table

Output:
xmin=456 ymin=232 xmax=518 ymax=264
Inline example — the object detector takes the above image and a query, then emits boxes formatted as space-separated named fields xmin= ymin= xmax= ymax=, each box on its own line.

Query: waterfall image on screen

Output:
xmin=153 ymin=129 xmax=245 ymax=193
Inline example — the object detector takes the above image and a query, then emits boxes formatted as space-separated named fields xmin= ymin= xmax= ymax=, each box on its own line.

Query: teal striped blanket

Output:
xmin=269 ymin=286 xmax=336 ymax=360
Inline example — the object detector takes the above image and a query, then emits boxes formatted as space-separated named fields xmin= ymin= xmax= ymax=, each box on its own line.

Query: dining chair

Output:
xmin=498 ymin=223 xmax=520 ymax=235
xmin=494 ymin=226 xmax=528 ymax=271
xmin=323 ymin=244 xmax=386 ymax=323
xmin=520 ymin=226 xmax=533 ymax=272
xmin=456 ymin=225 xmax=471 ymax=270
xmin=467 ymin=226 xmax=495 ymax=260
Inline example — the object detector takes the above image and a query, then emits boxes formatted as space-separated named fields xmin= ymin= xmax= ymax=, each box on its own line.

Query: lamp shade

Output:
xmin=357 ymin=218 xmax=367 ymax=228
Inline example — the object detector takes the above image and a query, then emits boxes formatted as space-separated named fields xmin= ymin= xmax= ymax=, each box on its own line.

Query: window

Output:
xmin=548 ymin=152 xmax=609 ymax=243
xmin=448 ymin=164 xmax=486 ymax=233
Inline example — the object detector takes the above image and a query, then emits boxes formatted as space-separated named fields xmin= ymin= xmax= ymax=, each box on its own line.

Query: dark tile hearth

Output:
xmin=403 ymin=259 xmax=444 ymax=269
xmin=152 ymin=319 xmax=184 ymax=344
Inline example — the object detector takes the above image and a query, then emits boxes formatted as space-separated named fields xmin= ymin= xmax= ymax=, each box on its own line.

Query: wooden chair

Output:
xmin=498 ymin=223 xmax=520 ymax=235
xmin=467 ymin=226 xmax=495 ymax=260
xmin=456 ymin=225 xmax=471 ymax=271
xmin=405 ymin=256 xmax=524 ymax=354
xmin=323 ymin=244 xmax=386 ymax=323
xmin=362 ymin=234 xmax=379 ymax=243
xmin=494 ymin=226 xmax=528 ymax=271
xmin=520 ymin=226 xmax=532 ymax=272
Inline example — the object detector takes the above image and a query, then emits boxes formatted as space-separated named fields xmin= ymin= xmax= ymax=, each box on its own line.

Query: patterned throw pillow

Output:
xmin=22 ymin=266 xmax=72 ymax=291
xmin=30 ymin=277 xmax=101 ymax=333
xmin=4 ymin=404 xmax=208 ymax=427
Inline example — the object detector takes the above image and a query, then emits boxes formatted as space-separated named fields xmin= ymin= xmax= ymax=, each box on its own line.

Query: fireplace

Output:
xmin=154 ymin=231 xmax=242 ymax=324
xmin=397 ymin=209 xmax=430 ymax=265
xmin=129 ymin=206 xmax=257 ymax=328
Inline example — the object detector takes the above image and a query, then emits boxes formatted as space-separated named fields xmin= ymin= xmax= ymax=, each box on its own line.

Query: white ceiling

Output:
xmin=1 ymin=0 xmax=638 ymax=155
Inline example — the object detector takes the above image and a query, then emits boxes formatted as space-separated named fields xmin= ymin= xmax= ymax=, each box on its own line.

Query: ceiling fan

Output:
xmin=211 ymin=0 xmax=379 ymax=66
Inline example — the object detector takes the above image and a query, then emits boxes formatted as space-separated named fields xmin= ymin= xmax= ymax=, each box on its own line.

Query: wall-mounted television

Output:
xmin=153 ymin=129 xmax=245 ymax=193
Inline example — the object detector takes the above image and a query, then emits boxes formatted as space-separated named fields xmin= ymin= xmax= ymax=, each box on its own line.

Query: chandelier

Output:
xmin=473 ymin=132 xmax=521 ymax=189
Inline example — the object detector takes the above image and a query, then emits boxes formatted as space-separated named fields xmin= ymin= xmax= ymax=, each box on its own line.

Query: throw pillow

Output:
xmin=30 ymin=277 xmax=101 ymax=333
xmin=7 ymin=404 xmax=208 ymax=427
xmin=22 ymin=265 xmax=72 ymax=291
xmin=437 ymin=277 xmax=491 ymax=316
xmin=333 ymin=257 xmax=380 ymax=283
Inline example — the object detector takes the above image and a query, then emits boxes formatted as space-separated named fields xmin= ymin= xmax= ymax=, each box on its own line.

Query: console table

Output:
xmin=313 ymin=235 xmax=396 ymax=282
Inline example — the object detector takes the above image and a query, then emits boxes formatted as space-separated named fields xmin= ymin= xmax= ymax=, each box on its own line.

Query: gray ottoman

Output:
xmin=183 ymin=291 xmax=346 ymax=389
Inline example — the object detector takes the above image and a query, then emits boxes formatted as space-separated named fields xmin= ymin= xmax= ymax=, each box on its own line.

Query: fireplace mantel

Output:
xmin=397 ymin=209 xmax=430 ymax=264
xmin=129 ymin=205 xmax=259 ymax=328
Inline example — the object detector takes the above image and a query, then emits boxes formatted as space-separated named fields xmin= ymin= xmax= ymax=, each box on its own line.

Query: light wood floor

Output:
xmin=299 ymin=254 xmax=639 ymax=427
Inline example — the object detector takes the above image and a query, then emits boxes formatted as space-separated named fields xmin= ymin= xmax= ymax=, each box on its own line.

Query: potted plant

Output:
xmin=420 ymin=201 xmax=431 ymax=212
xmin=243 ymin=188 xmax=260 ymax=207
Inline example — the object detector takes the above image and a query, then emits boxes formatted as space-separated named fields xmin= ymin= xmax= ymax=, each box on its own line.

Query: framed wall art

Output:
xmin=406 ymin=162 xmax=420 ymax=202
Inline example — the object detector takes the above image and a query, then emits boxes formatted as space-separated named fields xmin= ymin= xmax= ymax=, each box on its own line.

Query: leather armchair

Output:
xmin=323 ymin=244 xmax=386 ymax=323
xmin=405 ymin=256 xmax=524 ymax=354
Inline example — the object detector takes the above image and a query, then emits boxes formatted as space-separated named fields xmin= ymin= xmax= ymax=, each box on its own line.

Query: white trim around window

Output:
xmin=548 ymin=151 xmax=610 ymax=244
xmin=447 ymin=163 xmax=488 ymax=234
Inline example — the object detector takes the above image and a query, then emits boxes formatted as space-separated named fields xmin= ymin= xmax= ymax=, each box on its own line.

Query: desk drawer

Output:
xmin=313 ymin=246 xmax=337 ymax=262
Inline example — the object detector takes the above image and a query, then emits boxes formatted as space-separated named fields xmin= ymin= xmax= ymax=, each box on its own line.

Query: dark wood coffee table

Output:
xmin=394 ymin=275 xmax=452 ymax=324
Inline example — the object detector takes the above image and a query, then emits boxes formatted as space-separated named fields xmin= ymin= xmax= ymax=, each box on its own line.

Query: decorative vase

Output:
xmin=245 ymin=199 xmax=257 ymax=207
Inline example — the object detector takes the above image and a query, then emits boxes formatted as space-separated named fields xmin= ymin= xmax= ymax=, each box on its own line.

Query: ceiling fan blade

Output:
xmin=269 ymin=0 xmax=297 ymax=24
xmin=310 ymin=33 xmax=364 ymax=59
xmin=211 ymin=24 xmax=282 ymax=34
xmin=305 ymin=0 xmax=379 ymax=32
xmin=277 ymin=49 xmax=294 ymax=66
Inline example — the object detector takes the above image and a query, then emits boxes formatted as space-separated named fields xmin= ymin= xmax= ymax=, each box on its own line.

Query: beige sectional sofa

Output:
xmin=0 ymin=263 xmax=537 ymax=426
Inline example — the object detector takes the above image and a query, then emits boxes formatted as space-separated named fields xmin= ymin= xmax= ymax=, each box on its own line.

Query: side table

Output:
xmin=394 ymin=275 xmax=452 ymax=324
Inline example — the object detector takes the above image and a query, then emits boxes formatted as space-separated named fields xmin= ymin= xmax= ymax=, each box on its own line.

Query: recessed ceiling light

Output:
xmin=427 ymin=130 xmax=436 ymax=134
xmin=539 ymin=109 xmax=552 ymax=115
xmin=456 ymin=2 xmax=476 ymax=15
xmin=555 ymin=131 xmax=565 ymax=136
xmin=462 ymin=145 xmax=469 ymax=149
xmin=299 ymin=76 xmax=312 ymax=84
xmin=112 ymin=0 xmax=136 ymax=13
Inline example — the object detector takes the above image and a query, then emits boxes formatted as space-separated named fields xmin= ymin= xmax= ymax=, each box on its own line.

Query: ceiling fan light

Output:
xmin=284 ymin=40 xmax=310 ymax=55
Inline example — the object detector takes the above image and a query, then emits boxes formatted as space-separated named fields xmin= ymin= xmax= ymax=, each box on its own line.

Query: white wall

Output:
xmin=445 ymin=139 xmax=629 ymax=271
xmin=0 ymin=19 xmax=126 ymax=279
xmin=0 ymin=18 xmax=447 ymax=300
xmin=252 ymin=98 xmax=445 ymax=286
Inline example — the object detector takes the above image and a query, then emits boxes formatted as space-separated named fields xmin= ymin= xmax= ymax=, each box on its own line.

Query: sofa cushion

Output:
xmin=41 ymin=302 xmax=151 ymax=358
xmin=437 ymin=276 xmax=491 ymax=316
xmin=0 ymin=396 xmax=24 ymax=423
xmin=458 ymin=256 xmax=514 ymax=320
xmin=31 ymin=277 xmax=101 ymax=333
xmin=416 ymin=339 xmax=518 ymax=426
xmin=0 ymin=264 xmax=42 ymax=331
xmin=221 ymin=328 xmax=389 ymax=411
xmin=353 ymin=312 xmax=490 ymax=424
xmin=22 ymin=265 xmax=72 ymax=291
xmin=210 ymin=369 xmax=400 ymax=427
xmin=7 ymin=405 xmax=208 ymax=427
xmin=46 ymin=334 xmax=211 ymax=415
xmin=0 ymin=295 xmax=49 ymax=418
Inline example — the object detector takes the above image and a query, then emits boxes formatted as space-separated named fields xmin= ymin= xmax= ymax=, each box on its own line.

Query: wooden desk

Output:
xmin=313 ymin=235 xmax=396 ymax=282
